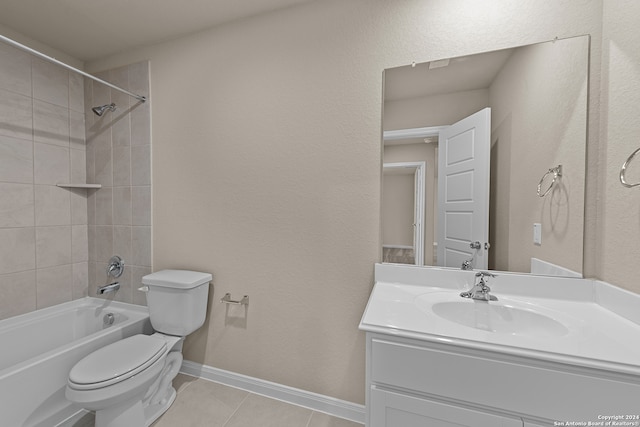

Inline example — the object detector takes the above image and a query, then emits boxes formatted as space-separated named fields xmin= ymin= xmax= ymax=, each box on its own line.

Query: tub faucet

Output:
xmin=460 ymin=271 xmax=497 ymax=301
xmin=97 ymin=282 xmax=120 ymax=295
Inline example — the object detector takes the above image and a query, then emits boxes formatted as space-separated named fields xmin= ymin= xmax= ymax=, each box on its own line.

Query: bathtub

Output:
xmin=0 ymin=297 xmax=152 ymax=427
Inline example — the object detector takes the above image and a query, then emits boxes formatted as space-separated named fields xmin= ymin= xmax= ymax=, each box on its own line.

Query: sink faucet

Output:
xmin=460 ymin=271 xmax=498 ymax=302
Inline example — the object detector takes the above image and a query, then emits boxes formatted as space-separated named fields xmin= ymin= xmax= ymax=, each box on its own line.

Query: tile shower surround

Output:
xmin=0 ymin=41 xmax=151 ymax=319
xmin=85 ymin=61 xmax=151 ymax=306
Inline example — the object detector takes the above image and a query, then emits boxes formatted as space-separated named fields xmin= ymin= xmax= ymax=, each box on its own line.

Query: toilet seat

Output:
xmin=68 ymin=335 xmax=167 ymax=390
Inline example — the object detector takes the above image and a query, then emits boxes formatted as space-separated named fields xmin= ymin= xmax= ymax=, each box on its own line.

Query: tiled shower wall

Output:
xmin=0 ymin=40 xmax=151 ymax=320
xmin=85 ymin=61 xmax=151 ymax=306
xmin=0 ymin=43 xmax=88 ymax=320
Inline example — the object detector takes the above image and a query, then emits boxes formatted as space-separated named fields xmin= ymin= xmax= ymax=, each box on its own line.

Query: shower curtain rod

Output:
xmin=0 ymin=34 xmax=147 ymax=103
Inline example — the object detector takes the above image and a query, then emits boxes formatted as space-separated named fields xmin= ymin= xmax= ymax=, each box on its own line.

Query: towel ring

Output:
xmin=620 ymin=147 xmax=640 ymax=188
xmin=537 ymin=165 xmax=562 ymax=197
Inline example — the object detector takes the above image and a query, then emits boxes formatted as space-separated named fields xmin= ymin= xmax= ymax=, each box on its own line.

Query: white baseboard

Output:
xmin=180 ymin=360 xmax=365 ymax=424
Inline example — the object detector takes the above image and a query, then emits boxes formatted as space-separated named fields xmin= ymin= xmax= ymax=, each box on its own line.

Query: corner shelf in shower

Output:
xmin=56 ymin=183 xmax=102 ymax=189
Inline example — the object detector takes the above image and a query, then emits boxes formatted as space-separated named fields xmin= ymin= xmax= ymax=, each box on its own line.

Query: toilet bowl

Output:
xmin=66 ymin=270 xmax=211 ymax=427
xmin=66 ymin=334 xmax=182 ymax=427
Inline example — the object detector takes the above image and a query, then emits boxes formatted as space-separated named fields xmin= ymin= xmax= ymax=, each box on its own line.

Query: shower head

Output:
xmin=92 ymin=103 xmax=116 ymax=117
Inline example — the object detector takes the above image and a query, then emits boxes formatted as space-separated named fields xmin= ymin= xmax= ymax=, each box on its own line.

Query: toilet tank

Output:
xmin=142 ymin=270 xmax=212 ymax=336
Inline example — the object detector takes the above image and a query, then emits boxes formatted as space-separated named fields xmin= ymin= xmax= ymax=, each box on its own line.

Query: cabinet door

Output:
xmin=370 ymin=387 xmax=522 ymax=427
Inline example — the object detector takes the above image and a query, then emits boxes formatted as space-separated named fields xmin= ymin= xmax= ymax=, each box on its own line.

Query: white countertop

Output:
xmin=359 ymin=264 xmax=640 ymax=376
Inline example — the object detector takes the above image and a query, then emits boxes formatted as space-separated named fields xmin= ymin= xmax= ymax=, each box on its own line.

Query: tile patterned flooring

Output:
xmin=70 ymin=374 xmax=363 ymax=427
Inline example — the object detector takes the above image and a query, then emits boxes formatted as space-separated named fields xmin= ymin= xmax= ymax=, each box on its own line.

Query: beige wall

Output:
xmin=0 ymin=23 xmax=83 ymax=70
xmin=599 ymin=0 xmax=640 ymax=290
xmin=489 ymin=37 xmax=588 ymax=273
xmin=84 ymin=0 xmax=610 ymax=404
xmin=382 ymin=173 xmax=414 ymax=247
xmin=384 ymin=89 xmax=490 ymax=130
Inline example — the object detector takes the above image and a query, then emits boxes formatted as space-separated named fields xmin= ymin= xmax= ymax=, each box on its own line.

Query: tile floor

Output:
xmin=68 ymin=374 xmax=363 ymax=427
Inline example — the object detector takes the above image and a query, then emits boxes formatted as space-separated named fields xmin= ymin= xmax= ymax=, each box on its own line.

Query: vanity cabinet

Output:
xmin=370 ymin=387 xmax=521 ymax=427
xmin=365 ymin=333 xmax=640 ymax=427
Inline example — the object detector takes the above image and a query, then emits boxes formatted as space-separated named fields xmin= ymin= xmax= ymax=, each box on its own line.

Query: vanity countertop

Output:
xmin=359 ymin=264 xmax=640 ymax=376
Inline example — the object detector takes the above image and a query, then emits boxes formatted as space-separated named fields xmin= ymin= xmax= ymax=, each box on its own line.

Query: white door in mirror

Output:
xmin=437 ymin=107 xmax=491 ymax=270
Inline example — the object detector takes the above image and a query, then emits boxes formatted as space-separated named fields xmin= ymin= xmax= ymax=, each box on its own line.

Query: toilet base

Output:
xmin=90 ymin=385 xmax=177 ymax=427
xmin=95 ymin=396 xmax=145 ymax=427
xmin=144 ymin=386 xmax=177 ymax=426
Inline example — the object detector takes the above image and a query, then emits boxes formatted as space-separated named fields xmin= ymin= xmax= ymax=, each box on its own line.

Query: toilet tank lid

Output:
xmin=142 ymin=269 xmax=212 ymax=289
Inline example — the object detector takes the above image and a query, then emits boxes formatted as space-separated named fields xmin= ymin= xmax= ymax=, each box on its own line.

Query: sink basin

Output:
xmin=416 ymin=294 xmax=569 ymax=337
xmin=361 ymin=271 xmax=640 ymax=374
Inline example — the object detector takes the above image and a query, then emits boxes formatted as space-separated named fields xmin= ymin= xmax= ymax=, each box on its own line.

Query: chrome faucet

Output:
xmin=97 ymin=282 xmax=120 ymax=295
xmin=106 ymin=256 xmax=124 ymax=278
xmin=98 ymin=256 xmax=124 ymax=295
xmin=460 ymin=271 xmax=498 ymax=301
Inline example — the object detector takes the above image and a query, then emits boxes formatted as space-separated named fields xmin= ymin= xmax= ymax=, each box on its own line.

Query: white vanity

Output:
xmin=359 ymin=264 xmax=640 ymax=427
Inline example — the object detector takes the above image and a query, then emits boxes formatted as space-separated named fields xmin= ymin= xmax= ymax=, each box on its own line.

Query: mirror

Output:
xmin=381 ymin=36 xmax=589 ymax=276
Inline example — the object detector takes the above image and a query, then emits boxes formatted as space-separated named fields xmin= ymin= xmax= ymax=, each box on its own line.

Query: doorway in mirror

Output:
xmin=382 ymin=161 xmax=426 ymax=265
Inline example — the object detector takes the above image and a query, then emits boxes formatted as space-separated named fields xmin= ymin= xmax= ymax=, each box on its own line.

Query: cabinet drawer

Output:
xmin=370 ymin=387 xmax=522 ymax=427
xmin=370 ymin=337 xmax=640 ymax=421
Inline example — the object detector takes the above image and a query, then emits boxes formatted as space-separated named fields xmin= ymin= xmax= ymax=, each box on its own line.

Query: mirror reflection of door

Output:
xmin=382 ymin=162 xmax=425 ymax=265
xmin=382 ymin=108 xmax=490 ymax=269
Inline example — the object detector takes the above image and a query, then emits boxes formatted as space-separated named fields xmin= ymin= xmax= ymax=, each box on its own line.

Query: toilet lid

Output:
xmin=69 ymin=335 xmax=167 ymax=389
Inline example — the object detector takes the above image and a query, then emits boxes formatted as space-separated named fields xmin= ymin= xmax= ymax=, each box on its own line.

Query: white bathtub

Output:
xmin=0 ymin=297 xmax=152 ymax=427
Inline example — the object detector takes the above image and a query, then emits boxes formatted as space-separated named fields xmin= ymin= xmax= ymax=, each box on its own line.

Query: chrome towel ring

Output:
xmin=537 ymin=165 xmax=563 ymax=197
xmin=620 ymin=147 xmax=640 ymax=188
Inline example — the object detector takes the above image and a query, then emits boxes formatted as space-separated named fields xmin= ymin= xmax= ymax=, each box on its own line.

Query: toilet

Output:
xmin=66 ymin=270 xmax=212 ymax=427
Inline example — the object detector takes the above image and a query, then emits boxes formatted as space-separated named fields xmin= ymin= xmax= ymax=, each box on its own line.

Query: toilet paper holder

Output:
xmin=220 ymin=293 xmax=249 ymax=306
